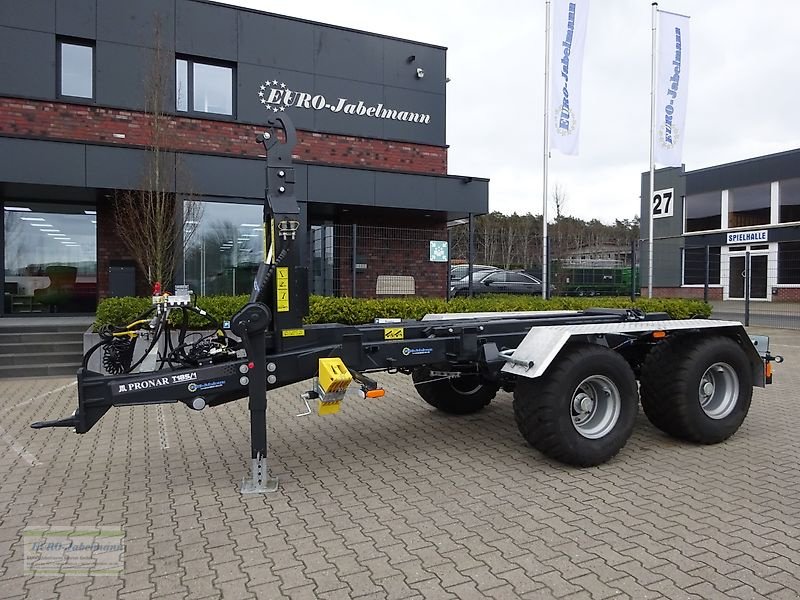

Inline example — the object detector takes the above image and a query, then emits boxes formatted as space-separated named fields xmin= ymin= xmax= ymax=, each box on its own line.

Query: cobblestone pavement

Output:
xmin=0 ymin=327 xmax=799 ymax=599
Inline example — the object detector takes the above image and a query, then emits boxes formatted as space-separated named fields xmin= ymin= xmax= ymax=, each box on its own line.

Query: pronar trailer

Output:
xmin=32 ymin=116 xmax=782 ymax=493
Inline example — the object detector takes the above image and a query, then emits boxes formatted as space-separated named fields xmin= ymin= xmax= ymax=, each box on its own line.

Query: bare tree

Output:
xmin=553 ymin=183 xmax=568 ymax=221
xmin=113 ymin=16 xmax=201 ymax=290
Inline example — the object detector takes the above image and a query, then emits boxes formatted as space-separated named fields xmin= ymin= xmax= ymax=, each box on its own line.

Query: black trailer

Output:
xmin=32 ymin=116 xmax=782 ymax=493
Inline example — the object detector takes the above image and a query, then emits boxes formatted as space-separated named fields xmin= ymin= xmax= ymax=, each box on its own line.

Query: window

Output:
xmin=683 ymin=246 xmax=720 ymax=285
xmin=183 ymin=201 xmax=263 ymax=296
xmin=58 ymin=40 xmax=94 ymax=100
xmin=778 ymin=241 xmax=800 ymax=284
xmin=780 ymin=178 xmax=800 ymax=223
xmin=728 ymin=183 xmax=770 ymax=228
xmin=507 ymin=272 xmax=538 ymax=284
xmin=176 ymin=58 xmax=234 ymax=116
xmin=4 ymin=202 xmax=97 ymax=313
xmin=684 ymin=192 xmax=721 ymax=233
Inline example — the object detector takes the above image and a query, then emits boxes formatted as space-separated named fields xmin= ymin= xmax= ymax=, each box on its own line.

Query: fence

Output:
xmin=310 ymin=223 xmax=800 ymax=329
xmin=311 ymin=224 xmax=449 ymax=299
xmin=312 ymin=223 xmax=639 ymax=301
xmin=650 ymin=241 xmax=800 ymax=329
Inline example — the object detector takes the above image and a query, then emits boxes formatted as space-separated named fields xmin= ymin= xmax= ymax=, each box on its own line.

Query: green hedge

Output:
xmin=95 ymin=294 xmax=711 ymax=330
xmin=94 ymin=295 xmax=250 ymax=331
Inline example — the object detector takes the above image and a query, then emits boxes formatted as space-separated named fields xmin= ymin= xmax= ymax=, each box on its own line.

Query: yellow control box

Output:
xmin=316 ymin=357 xmax=352 ymax=415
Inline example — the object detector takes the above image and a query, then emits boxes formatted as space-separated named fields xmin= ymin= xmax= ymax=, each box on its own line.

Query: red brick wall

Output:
xmin=645 ymin=287 xmax=724 ymax=300
xmin=0 ymin=97 xmax=447 ymax=174
xmin=771 ymin=288 xmax=800 ymax=302
xmin=648 ymin=286 xmax=800 ymax=302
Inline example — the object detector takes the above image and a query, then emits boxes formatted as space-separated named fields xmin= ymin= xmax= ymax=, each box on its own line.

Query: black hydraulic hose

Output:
xmin=125 ymin=310 xmax=167 ymax=374
xmin=81 ymin=339 xmax=107 ymax=370
xmin=249 ymin=246 xmax=289 ymax=304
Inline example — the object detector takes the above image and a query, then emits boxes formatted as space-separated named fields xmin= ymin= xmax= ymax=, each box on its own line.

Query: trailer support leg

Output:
xmin=241 ymin=403 xmax=278 ymax=494
xmin=233 ymin=303 xmax=279 ymax=494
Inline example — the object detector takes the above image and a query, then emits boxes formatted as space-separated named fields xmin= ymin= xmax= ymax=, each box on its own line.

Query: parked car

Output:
xmin=449 ymin=264 xmax=496 ymax=282
xmin=450 ymin=269 xmax=546 ymax=297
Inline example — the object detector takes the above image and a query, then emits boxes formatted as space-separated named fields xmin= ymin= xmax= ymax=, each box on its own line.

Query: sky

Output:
xmin=223 ymin=0 xmax=800 ymax=224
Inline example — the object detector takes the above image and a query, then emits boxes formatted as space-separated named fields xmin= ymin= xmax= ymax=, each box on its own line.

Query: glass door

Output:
xmin=729 ymin=256 xmax=745 ymax=299
xmin=728 ymin=254 xmax=768 ymax=300
xmin=750 ymin=255 xmax=768 ymax=299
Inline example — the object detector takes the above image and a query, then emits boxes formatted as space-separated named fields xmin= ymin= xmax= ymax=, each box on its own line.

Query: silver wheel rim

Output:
xmin=698 ymin=362 xmax=739 ymax=419
xmin=451 ymin=376 xmax=482 ymax=395
xmin=570 ymin=375 xmax=621 ymax=439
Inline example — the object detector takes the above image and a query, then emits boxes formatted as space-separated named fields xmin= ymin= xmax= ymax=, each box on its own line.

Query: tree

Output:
xmin=113 ymin=16 xmax=201 ymax=290
xmin=553 ymin=183 xmax=567 ymax=221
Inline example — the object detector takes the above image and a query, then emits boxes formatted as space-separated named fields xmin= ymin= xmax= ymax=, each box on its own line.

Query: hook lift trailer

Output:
xmin=32 ymin=115 xmax=782 ymax=493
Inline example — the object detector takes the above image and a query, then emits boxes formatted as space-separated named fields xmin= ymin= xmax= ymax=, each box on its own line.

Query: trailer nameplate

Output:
xmin=384 ymin=327 xmax=404 ymax=340
xmin=276 ymin=267 xmax=290 ymax=312
xmin=282 ymin=329 xmax=305 ymax=337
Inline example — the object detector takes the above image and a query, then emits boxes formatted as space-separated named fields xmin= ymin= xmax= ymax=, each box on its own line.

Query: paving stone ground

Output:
xmin=1 ymin=326 xmax=799 ymax=599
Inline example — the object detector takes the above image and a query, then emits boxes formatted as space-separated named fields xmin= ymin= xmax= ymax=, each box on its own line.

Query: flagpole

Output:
xmin=542 ymin=0 xmax=551 ymax=299
xmin=648 ymin=1 xmax=657 ymax=298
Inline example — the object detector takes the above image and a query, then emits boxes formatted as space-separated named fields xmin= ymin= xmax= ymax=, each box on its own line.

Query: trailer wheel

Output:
xmin=640 ymin=335 xmax=752 ymax=444
xmin=513 ymin=344 xmax=638 ymax=467
xmin=411 ymin=367 xmax=497 ymax=415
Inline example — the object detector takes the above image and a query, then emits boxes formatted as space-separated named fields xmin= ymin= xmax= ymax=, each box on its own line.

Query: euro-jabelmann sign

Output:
xmin=258 ymin=79 xmax=431 ymax=125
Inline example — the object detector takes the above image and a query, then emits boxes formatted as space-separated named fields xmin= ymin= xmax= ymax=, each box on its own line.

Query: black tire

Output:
xmin=411 ymin=367 xmax=497 ymax=414
xmin=512 ymin=344 xmax=638 ymax=467
xmin=640 ymin=335 xmax=753 ymax=444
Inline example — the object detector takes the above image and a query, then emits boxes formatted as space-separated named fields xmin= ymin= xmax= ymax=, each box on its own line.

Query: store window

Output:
xmin=779 ymin=178 xmax=800 ymax=223
xmin=4 ymin=203 xmax=97 ymax=313
xmin=58 ymin=39 xmax=94 ymax=100
xmin=778 ymin=241 xmax=800 ymax=284
xmin=183 ymin=201 xmax=263 ymax=296
xmin=683 ymin=246 xmax=720 ymax=285
xmin=311 ymin=225 xmax=334 ymax=296
xmin=176 ymin=58 xmax=234 ymax=116
xmin=728 ymin=183 xmax=770 ymax=228
xmin=684 ymin=192 xmax=721 ymax=233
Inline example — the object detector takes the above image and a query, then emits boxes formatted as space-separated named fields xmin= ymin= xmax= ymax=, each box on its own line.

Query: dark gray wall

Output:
xmin=0 ymin=0 xmax=446 ymax=145
xmin=640 ymin=167 xmax=687 ymax=287
xmin=688 ymin=149 xmax=800 ymax=195
xmin=640 ymin=166 xmax=685 ymax=242
xmin=0 ymin=138 xmax=487 ymax=217
xmin=640 ymin=149 xmax=800 ymax=287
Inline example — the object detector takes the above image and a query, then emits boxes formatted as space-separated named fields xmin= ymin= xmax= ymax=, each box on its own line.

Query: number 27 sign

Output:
xmin=652 ymin=188 xmax=674 ymax=219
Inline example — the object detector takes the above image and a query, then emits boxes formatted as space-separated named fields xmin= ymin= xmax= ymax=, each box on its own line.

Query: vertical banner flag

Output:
xmin=654 ymin=10 xmax=690 ymax=167
xmin=549 ymin=0 xmax=589 ymax=156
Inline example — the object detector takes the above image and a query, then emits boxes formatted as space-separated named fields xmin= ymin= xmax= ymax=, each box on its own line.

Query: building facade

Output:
xmin=641 ymin=149 xmax=800 ymax=302
xmin=0 ymin=0 xmax=488 ymax=315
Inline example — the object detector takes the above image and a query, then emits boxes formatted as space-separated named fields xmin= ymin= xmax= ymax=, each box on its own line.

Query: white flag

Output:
xmin=654 ymin=10 xmax=690 ymax=167
xmin=549 ymin=0 xmax=589 ymax=156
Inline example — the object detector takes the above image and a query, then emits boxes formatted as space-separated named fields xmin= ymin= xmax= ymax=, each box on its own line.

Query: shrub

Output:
xmin=95 ymin=294 xmax=711 ymax=330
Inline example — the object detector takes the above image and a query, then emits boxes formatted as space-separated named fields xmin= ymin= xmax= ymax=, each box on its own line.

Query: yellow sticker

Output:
xmin=276 ymin=267 xmax=289 ymax=312
xmin=281 ymin=328 xmax=305 ymax=337
xmin=384 ymin=327 xmax=404 ymax=340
